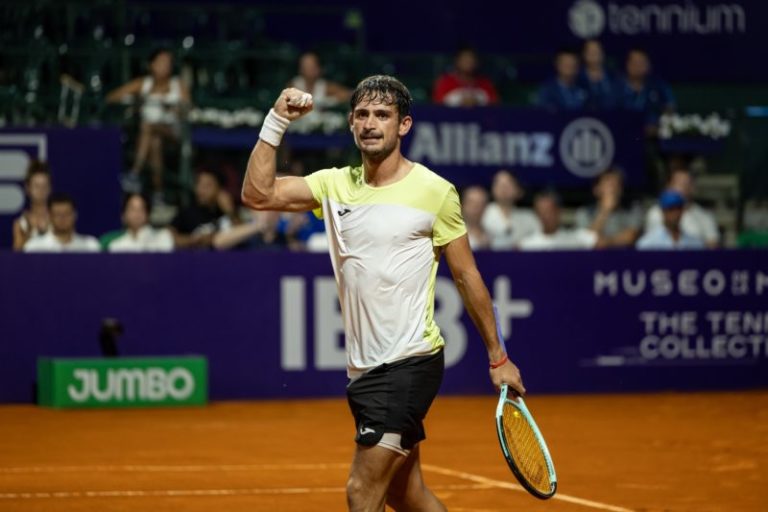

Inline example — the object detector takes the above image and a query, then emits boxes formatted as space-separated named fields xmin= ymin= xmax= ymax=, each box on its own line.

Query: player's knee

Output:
xmin=346 ymin=474 xmax=366 ymax=504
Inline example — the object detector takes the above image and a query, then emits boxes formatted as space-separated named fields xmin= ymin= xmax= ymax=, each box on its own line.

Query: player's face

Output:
xmin=123 ymin=196 xmax=148 ymax=231
xmin=50 ymin=203 xmax=76 ymax=235
xmin=349 ymin=98 xmax=412 ymax=161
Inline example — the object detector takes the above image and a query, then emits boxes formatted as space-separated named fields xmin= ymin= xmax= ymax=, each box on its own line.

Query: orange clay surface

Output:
xmin=1 ymin=391 xmax=767 ymax=511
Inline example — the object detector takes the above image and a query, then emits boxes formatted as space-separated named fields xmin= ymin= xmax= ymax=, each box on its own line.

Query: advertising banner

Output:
xmin=37 ymin=356 xmax=208 ymax=408
xmin=1 ymin=251 xmax=766 ymax=403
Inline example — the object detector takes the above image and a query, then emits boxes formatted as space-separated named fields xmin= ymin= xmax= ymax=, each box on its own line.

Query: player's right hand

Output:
xmin=273 ymin=88 xmax=314 ymax=121
xmin=490 ymin=359 xmax=526 ymax=396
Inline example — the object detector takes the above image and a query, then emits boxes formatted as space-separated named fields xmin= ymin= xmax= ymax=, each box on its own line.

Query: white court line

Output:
xmin=0 ymin=483 xmax=490 ymax=500
xmin=0 ymin=463 xmax=348 ymax=474
xmin=422 ymin=464 xmax=634 ymax=512
xmin=0 ymin=462 xmax=633 ymax=511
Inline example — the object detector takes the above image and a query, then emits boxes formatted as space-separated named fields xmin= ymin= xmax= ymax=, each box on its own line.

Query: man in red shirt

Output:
xmin=433 ymin=47 xmax=499 ymax=107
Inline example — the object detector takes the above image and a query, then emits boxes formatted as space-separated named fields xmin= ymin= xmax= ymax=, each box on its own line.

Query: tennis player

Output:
xmin=242 ymin=75 xmax=525 ymax=512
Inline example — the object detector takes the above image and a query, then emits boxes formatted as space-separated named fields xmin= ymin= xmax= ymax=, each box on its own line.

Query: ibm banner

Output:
xmin=401 ymin=107 xmax=645 ymax=189
xmin=1 ymin=251 xmax=766 ymax=403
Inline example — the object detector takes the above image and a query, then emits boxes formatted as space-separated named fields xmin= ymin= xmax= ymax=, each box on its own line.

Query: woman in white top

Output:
xmin=481 ymin=170 xmax=541 ymax=250
xmin=107 ymin=194 xmax=174 ymax=252
xmin=12 ymin=160 xmax=52 ymax=251
xmin=287 ymin=52 xmax=351 ymax=131
xmin=106 ymin=49 xmax=191 ymax=204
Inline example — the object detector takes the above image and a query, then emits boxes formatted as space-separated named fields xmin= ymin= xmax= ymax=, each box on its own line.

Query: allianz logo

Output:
xmin=569 ymin=0 xmax=746 ymax=38
xmin=67 ymin=367 xmax=195 ymax=403
xmin=407 ymin=118 xmax=613 ymax=178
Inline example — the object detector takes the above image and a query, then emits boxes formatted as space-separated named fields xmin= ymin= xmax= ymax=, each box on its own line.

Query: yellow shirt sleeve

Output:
xmin=304 ymin=168 xmax=334 ymax=219
xmin=432 ymin=185 xmax=467 ymax=247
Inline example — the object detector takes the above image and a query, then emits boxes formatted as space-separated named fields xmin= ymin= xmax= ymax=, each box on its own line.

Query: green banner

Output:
xmin=37 ymin=356 xmax=208 ymax=408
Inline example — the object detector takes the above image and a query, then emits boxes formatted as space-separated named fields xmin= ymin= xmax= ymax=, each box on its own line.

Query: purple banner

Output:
xmin=1 ymin=251 xmax=767 ymax=403
xmin=402 ymin=106 xmax=645 ymax=189
xmin=0 ymin=128 xmax=124 ymax=249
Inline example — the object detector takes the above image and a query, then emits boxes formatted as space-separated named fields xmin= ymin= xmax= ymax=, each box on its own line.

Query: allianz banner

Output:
xmin=37 ymin=356 xmax=208 ymax=408
xmin=401 ymin=106 xmax=645 ymax=189
xmin=1 ymin=252 xmax=766 ymax=403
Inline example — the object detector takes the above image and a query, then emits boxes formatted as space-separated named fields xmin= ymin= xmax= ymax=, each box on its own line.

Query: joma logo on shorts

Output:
xmin=66 ymin=367 xmax=195 ymax=403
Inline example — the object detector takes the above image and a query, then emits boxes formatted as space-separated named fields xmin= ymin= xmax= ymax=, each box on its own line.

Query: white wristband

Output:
xmin=259 ymin=108 xmax=291 ymax=147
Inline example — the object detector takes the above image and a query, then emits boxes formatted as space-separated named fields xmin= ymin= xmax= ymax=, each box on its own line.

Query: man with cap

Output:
xmin=637 ymin=190 xmax=706 ymax=250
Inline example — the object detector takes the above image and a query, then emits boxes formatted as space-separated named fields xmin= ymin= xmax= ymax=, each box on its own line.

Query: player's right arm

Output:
xmin=241 ymin=89 xmax=319 ymax=212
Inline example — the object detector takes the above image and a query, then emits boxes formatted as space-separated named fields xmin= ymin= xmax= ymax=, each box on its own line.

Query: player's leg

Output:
xmin=346 ymin=443 xmax=406 ymax=512
xmin=386 ymin=444 xmax=446 ymax=512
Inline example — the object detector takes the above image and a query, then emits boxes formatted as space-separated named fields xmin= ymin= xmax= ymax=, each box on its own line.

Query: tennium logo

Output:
xmin=568 ymin=1 xmax=746 ymax=37
xmin=559 ymin=118 xmax=614 ymax=178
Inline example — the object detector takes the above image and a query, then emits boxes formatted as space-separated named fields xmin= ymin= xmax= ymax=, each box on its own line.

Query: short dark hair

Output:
xmin=121 ymin=193 xmax=151 ymax=215
xmin=25 ymin=160 xmax=51 ymax=185
xmin=555 ymin=47 xmax=580 ymax=61
xmin=534 ymin=189 xmax=561 ymax=206
xmin=350 ymin=75 xmax=413 ymax=119
xmin=149 ymin=47 xmax=172 ymax=63
xmin=627 ymin=47 xmax=649 ymax=60
xmin=196 ymin=168 xmax=225 ymax=187
xmin=48 ymin=192 xmax=75 ymax=210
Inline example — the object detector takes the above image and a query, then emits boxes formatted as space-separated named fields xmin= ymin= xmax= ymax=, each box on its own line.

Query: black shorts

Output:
xmin=346 ymin=349 xmax=444 ymax=450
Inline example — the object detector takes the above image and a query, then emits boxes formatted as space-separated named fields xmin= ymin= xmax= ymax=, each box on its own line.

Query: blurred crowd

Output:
xmin=10 ymin=41 xmax=764 ymax=253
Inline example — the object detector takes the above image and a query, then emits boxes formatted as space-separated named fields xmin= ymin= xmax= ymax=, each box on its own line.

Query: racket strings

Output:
xmin=502 ymin=401 xmax=552 ymax=494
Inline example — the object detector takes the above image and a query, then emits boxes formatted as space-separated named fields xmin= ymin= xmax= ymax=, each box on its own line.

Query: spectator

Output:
xmin=106 ymin=48 xmax=191 ymax=204
xmin=106 ymin=194 xmax=174 ymax=252
xmin=536 ymin=49 xmax=587 ymax=111
xmin=433 ymin=46 xmax=499 ymax=107
xmin=23 ymin=193 xmax=100 ymax=252
xmin=619 ymin=48 xmax=675 ymax=131
xmin=170 ymin=169 xmax=237 ymax=250
xmin=578 ymin=39 xmax=619 ymax=111
xmin=288 ymin=52 xmax=351 ymax=110
xmin=644 ymin=168 xmax=719 ymax=248
xmin=461 ymin=186 xmax=490 ymax=250
xmin=637 ymin=190 xmax=705 ymax=250
xmin=12 ymin=160 xmax=51 ymax=251
xmin=520 ymin=191 xmax=597 ymax=250
xmin=213 ymin=210 xmax=288 ymax=251
xmin=277 ymin=211 xmax=325 ymax=251
xmin=481 ymin=170 xmax=540 ymax=250
xmin=574 ymin=168 xmax=643 ymax=248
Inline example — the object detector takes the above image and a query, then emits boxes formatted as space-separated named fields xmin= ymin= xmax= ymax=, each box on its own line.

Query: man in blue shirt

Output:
xmin=536 ymin=49 xmax=588 ymax=112
xmin=637 ymin=190 xmax=705 ymax=250
xmin=578 ymin=39 xmax=620 ymax=111
xmin=619 ymin=48 xmax=675 ymax=130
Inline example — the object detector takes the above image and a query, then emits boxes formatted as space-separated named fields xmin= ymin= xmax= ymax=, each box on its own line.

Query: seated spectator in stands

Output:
xmin=171 ymin=169 xmax=237 ymax=250
xmin=461 ymin=186 xmax=490 ymax=250
xmin=481 ymin=170 xmax=540 ymax=250
xmin=637 ymin=190 xmax=705 ymax=250
xmin=520 ymin=191 xmax=597 ymax=250
xmin=574 ymin=168 xmax=642 ymax=248
xmin=106 ymin=48 xmax=191 ymax=205
xmin=578 ymin=39 xmax=619 ymax=111
xmin=433 ymin=46 xmax=499 ymax=107
xmin=107 ymin=194 xmax=174 ymax=252
xmin=618 ymin=48 xmax=675 ymax=132
xmin=213 ymin=210 xmax=287 ymax=251
xmin=288 ymin=51 xmax=351 ymax=110
xmin=278 ymin=211 xmax=325 ymax=251
xmin=644 ymin=167 xmax=719 ymax=248
xmin=23 ymin=193 xmax=100 ymax=252
xmin=12 ymin=160 xmax=51 ymax=251
xmin=536 ymin=49 xmax=587 ymax=111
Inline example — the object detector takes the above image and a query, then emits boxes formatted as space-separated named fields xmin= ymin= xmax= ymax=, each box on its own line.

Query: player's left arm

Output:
xmin=443 ymin=235 xmax=526 ymax=395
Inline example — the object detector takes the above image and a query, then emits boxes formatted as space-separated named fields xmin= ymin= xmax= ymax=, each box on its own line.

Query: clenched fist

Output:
xmin=274 ymin=88 xmax=314 ymax=120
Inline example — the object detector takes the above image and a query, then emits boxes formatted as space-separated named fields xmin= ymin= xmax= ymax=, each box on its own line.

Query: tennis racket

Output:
xmin=495 ymin=385 xmax=557 ymax=499
xmin=492 ymin=306 xmax=557 ymax=499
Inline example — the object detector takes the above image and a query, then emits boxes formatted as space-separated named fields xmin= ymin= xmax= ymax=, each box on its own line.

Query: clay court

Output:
xmin=1 ymin=391 xmax=766 ymax=512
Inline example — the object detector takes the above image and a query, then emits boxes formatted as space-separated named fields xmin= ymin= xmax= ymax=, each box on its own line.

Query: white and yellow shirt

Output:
xmin=305 ymin=163 xmax=466 ymax=379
